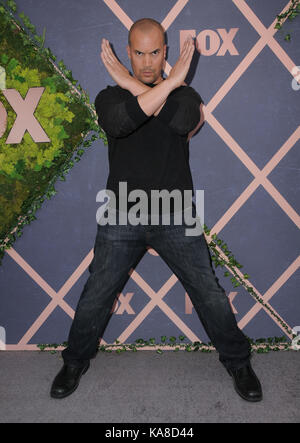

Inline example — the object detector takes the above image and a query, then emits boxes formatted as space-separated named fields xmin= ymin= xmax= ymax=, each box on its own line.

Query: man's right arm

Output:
xmin=123 ymin=76 xmax=171 ymax=117
xmin=129 ymin=77 xmax=176 ymax=117
xmin=94 ymin=86 xmax=152 ymax=138
xmin=94 ymin=78 xmax=177 ymax=138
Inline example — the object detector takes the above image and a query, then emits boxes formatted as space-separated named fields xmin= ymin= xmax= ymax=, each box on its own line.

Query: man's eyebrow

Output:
xmin=134 ymin=48 xmax=160 ymax=53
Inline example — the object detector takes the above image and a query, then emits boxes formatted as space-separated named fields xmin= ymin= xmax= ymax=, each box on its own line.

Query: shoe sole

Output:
xmin=227 ymin=369 xmax=263 ymax=402
xmin=50 ymin=363 xmax=90 ymax=399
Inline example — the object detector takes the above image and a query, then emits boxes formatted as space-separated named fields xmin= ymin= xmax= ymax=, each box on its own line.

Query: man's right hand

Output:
xmin=167 ymin=36 xmax=195 ymax=90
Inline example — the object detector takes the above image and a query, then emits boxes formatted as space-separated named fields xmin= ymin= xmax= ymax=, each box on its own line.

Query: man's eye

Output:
xmin=136 ymin=51 xmax=158 ymax=55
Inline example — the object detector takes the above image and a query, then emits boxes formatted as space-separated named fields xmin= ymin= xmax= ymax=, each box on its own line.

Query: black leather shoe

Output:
xmin=227 ymin=363 xmax=263 ymax=402
xmin=50 ymin=362 xmax=90 ymax=399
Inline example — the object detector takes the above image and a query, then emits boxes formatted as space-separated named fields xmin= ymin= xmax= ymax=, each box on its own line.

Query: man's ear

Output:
xmin=164 ymin=44 xmax=167 ymax=59
xmin=126 ymin=45 xmax=131 ymax=60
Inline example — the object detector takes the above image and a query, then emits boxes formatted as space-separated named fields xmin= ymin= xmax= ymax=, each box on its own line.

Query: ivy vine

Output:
xmin=37 ymin=334 xmax=295 ymax=355
xmin=0 ymin=0 xmax=106 ymax=265
xmin=275 ymin=0 xmax=300 ymax=41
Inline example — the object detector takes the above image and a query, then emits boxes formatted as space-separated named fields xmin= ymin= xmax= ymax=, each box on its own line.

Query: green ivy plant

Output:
xmin=0 ymin=60 xmax=75 ymax=177
xmin=275 ymin=0 xmax=300 ymax=40
xmin=0 ymin=0 xmax=106 ymax=264
xmin=201 ymin=226 xmax=294 ymax=338
xmin=37 ymin=334 xmax=294 ymax=355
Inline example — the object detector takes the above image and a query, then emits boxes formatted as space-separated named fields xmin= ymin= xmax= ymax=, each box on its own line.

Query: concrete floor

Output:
xmin=0 ymin=350 xmax=299 ymax=423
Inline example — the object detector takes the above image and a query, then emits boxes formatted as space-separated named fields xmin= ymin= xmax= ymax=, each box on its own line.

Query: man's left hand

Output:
xmin=100 ymin=38 xmax=131 ymax=89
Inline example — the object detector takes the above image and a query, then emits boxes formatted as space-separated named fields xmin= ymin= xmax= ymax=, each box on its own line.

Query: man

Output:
xmin=50 ymin=18 xmax=262 ymax=402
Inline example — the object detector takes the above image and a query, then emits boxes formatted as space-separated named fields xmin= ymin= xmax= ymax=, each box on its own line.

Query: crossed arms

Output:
xmin=95 ymin=37 xmax=205 ymax=139
xmin=94 ymin=76 xmax=204 ymax=140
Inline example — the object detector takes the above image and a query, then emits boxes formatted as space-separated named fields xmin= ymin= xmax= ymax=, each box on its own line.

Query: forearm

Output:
xmin=126 ymin=76 xmax=174 ymax=117
xmin=126 ymin=76 xmax=151 ymax=96
xmin=137 ymin=79 xmax=174 ymax=117
xmin=153 ymin=100 xmax=167 ymax=116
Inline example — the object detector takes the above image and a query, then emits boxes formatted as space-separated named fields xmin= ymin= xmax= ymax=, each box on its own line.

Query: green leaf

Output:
xmin=0 ymin=53 xmax=9 ymax=64
xmin=44 ymin=160 xmax=52 ymax=168
xmin=55 ymin=97 xmax=65 ymax=106
xmin=6 ymin=57 xmax=19 ymax=73
xmin=54 ymin=117 xmax=63 ymax=126
xmin=58 ymin=127 xmax=69 ymax=140
xmin=7 ymin=0 xmax=17 ymax=13
xmin=13 ymin=74 xmax=26 ymax=83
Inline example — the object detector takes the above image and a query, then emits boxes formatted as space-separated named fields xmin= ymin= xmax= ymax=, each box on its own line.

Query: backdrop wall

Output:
xmin=0 ymin=0 xmax=299 ymax=350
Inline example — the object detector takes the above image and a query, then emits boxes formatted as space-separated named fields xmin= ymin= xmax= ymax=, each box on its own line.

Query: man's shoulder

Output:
xmin=95 ymin=84 xmax=118 ymax=99
xmin=94 ymin=84 xmax=129 ymax=109
xmin=171 ymin=83 xmax=203 ymax=105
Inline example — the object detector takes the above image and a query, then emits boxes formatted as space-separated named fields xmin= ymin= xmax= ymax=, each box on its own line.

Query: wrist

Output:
xmin=164 ymin=77 xmax=178 ymax=92
xmin=126 ymin=76 xmax=149 ymax=96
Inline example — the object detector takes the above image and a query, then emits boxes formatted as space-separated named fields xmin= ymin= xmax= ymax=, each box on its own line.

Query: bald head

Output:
xmin=128 ymin=18 xmax=165 ymax=47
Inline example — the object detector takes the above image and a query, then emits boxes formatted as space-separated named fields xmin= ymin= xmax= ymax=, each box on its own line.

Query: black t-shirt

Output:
xmin=94 ymin=79 xmax=203 ymax=214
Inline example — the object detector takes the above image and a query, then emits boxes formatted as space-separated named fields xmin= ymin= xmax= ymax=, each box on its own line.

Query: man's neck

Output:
xmin=140 ymin=76 xmax=165 ymax=88
xmin=124 ymin=75 xmax=167 ymax=97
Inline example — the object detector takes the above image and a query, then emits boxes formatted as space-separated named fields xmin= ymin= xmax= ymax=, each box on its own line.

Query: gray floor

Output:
xmin=0 ymin=350 xmax=299 ymax=423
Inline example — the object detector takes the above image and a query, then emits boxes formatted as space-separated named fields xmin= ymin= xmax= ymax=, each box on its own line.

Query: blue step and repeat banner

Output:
xmin=0 ymin=0 xmax=299 ymax=351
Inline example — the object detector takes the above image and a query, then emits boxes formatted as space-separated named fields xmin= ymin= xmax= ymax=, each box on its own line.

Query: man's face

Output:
xmin=126 ymin=28 xmax=166 ymax=85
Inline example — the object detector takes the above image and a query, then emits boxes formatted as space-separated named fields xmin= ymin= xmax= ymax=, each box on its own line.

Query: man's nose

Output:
xmin=143 ymin=54 xmax=152 ymax=67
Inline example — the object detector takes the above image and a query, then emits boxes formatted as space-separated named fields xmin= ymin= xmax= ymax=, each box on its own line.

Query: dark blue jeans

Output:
xmin=62 ymin=203 xmax=251 ymax=370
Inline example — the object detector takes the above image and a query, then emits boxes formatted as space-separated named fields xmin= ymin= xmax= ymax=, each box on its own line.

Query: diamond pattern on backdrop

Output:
xmin=2 ymin=0 xmax=299 ymax=350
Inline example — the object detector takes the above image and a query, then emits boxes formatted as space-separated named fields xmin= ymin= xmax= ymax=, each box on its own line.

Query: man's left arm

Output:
xmin=155 ymin=86 xmax=203 ymax=136
xmin=126 ymin=78 xmax=203 ymax=131
xmin=125 ymin=77 xmax=168 ymax=116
